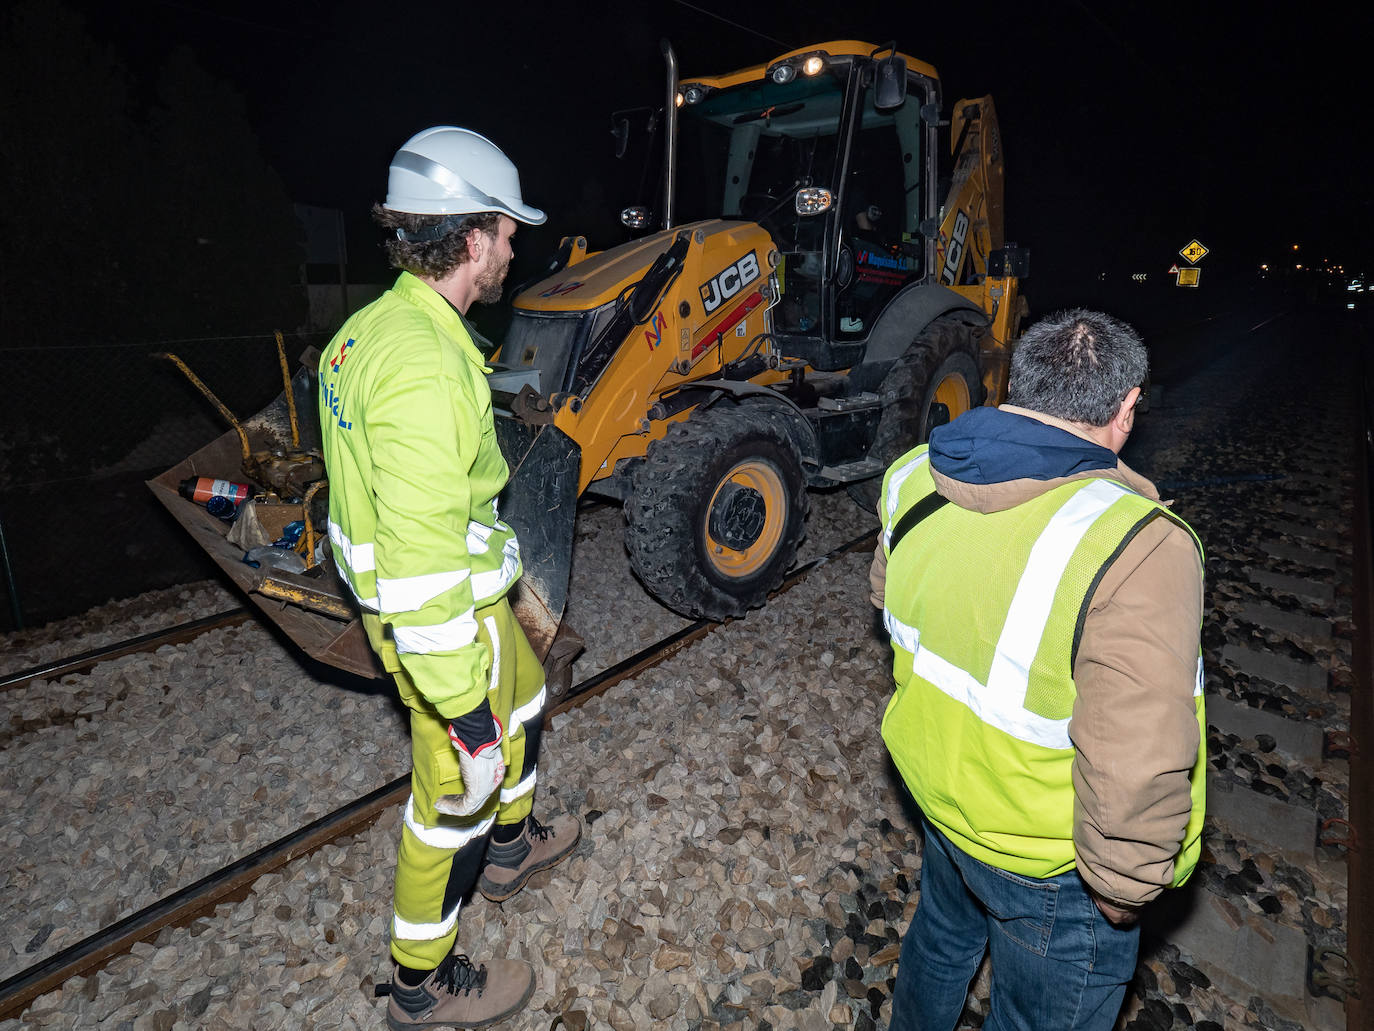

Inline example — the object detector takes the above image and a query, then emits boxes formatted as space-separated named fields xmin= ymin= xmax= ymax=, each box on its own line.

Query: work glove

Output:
xmin=435 ymin=699 xmax=505 ymax=817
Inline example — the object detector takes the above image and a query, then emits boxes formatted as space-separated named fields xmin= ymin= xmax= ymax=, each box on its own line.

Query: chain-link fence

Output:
xmin=0 ymin=330 xmax=332 ymax=631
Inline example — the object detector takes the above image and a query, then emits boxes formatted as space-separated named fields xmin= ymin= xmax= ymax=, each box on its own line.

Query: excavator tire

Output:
xmin=849 ymin=318 xmax=984 ymax=513
xmin=625 ymin=405 xmax=809 ymax=621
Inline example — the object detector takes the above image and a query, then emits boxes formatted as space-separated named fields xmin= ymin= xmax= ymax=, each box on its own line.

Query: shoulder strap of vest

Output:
xmin=889 ymin=492 xmax=951 ymax=556
xmin=1070 ymin=504 xmax=1203 ymax=665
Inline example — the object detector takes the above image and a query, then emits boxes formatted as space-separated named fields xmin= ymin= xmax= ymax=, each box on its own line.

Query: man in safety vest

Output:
xmin=873 ymin=309 xmax=1205 ymax=1031
xmin=318 ymin=126 xmax=581 ymax=1029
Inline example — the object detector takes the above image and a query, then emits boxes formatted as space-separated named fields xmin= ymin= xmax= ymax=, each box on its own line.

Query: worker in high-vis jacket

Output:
xmin=873 ymin=310 xmax=1205 ymax=1031
xmin=318 ymin=126 xmax=580 ymax=1029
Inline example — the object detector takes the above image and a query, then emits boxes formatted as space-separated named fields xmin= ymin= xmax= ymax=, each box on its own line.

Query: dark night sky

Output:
xmin=67 ymin=0 xmax=1374 ymax=300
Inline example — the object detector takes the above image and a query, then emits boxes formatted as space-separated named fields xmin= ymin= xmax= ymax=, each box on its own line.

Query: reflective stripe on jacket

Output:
xmin=318 ymin=272 xmax=521 ymax=717
xmin=879 ymin=444 xmax=1207 ymax=884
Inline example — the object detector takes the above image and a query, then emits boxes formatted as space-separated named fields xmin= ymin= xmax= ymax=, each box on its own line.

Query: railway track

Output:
xmin=0 ymin=609 xmax=252 ymax=693
xmin=0 ymin=532 xmax=877 ymax=1021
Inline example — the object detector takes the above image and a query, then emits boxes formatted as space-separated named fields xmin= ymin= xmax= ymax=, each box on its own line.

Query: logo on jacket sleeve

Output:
xmin=330 ymin=337 xmax=355 ymax=371
xmin=321 ymin=337 xmax=354 ymax=429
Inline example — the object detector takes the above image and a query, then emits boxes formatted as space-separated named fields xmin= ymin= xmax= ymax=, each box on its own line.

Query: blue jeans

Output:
xmin=889 ymin=821 xmax=1139 ymax=1031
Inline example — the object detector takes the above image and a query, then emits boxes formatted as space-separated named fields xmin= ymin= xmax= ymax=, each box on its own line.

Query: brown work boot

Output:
xmin=477 ymin=814 xmax=582 ymax=902
xmin=385 ymin=953 xmax=533 ymax=1029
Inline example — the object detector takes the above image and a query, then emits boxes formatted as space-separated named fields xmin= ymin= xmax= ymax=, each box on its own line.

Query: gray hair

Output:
xmin=1007 ymin=309 xmax=1148 ymax=426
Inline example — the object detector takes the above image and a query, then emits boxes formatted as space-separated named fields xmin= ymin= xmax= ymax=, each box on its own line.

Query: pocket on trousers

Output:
xmin=498 ymin=727 xmax=512 ymax=773
xmin=430 ymin=742 xmax=464 ymax=796
xmin=979 ymin=864 xmax=1059 ymax=956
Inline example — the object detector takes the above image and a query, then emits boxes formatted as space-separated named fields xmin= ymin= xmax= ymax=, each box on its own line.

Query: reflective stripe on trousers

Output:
xmin=388 ymin=597 xmax=548 ymax=969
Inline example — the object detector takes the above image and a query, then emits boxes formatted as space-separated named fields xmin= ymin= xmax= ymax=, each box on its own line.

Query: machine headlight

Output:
xmin=683 ymin=84 xmax=707 ymax=105
xmin=770 ymin=63 xmax=796 ymax=84
xmin=802 ymin=56 xmax=824 ymax=76
xmin=795 ymin=187 xmax=833 ymax=216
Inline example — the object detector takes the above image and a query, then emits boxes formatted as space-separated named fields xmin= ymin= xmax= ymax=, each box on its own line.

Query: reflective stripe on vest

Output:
xmin=882 ymin=451 xmax=931 ymax=549
xmin=883 ymin=478 xmax=1131 ymax=749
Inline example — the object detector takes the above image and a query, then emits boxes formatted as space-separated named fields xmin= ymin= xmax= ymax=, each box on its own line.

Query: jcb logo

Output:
xmin=941 ymin=210 xmax=970 ymax=286
xmin=700 ymin=250 xmax=761 ymax=313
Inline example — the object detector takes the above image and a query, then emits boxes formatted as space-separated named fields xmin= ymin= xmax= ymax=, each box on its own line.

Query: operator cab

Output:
xmin=668 ymin=45 xmax=939 ymax=370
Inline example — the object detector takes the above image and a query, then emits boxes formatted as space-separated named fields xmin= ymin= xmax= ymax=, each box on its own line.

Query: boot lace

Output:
xmin=433 ymin=953 xmax=487 ymax=997
xmin=526 ymin=814 xmax=553 ymax=842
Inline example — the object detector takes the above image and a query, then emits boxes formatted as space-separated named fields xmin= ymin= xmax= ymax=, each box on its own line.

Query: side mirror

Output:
xmin=874 ymin=55 xmax=907 ymax=110
xmin=620 ymin=206 xmax=651 ymax=230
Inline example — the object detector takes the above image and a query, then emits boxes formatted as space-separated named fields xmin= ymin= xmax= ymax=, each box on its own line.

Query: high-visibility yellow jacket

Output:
xmin=318 ymin=272 xmax=521 ymax=718
xmin=878 ymin=439 xmax=1206 ymax=895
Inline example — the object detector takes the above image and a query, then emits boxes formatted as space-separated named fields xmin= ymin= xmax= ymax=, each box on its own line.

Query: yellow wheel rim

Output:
xmin=704 ymin=459 xmax=786 ymax=578
xmin=933 ymin=369 xmax=972 ymax=419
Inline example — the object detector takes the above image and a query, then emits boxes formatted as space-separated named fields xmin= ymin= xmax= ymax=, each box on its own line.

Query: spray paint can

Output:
xmin=178 ymin=477 xmax=251 ymax=506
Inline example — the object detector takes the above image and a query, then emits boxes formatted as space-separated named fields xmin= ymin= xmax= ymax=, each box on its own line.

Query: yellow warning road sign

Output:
xmin=1180 ymin=240 xmax=1209 ymax=264
xmin=1177 ymin=267 xmax=1201 ymax=287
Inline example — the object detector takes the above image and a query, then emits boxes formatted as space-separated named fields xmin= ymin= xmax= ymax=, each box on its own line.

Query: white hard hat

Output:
xmin=383 ymin=126 xmax=546 ymax=225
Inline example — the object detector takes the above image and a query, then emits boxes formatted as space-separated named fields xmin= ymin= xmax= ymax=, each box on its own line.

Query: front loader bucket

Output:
xmin=494 ymin=416 xmax=581 ymax=663
xmin=153 ymin=356 xmax=579 ymax=683
xmin=147 ymin=373 xmax=385 ymax=681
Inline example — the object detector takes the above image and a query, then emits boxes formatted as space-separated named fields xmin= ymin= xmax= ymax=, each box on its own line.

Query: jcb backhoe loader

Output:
xmin=151 ymin=39 xmax=1028 ymax=691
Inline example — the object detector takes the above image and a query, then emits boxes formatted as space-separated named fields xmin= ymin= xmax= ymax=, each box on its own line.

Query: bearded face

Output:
xmin=474 ymin=247 xmax=511 ymax=304
xmin=470 ymin=219 xmax=515 ymax=305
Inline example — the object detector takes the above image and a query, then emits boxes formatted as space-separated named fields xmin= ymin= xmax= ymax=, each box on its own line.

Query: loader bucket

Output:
xmin=494 ymin=415 xmax=581 ymax=663
xmin=147 ymin=372 xmax=385 ymax=681
xmin=152 ymin=359 xmax=579 ymax=681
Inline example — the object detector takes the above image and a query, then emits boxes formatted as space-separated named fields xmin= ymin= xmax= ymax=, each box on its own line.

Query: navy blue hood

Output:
xmin=927 ymin=407 xmax=1117 ymax=485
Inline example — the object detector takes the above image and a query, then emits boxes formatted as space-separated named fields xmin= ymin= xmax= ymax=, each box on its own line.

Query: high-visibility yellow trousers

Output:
xmin=383 ymin=597 xmax=548 ymax=969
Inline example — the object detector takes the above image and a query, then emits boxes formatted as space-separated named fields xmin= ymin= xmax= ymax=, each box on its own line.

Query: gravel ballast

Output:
xmin=1 ymin=307 xmax=1358 ymax=1030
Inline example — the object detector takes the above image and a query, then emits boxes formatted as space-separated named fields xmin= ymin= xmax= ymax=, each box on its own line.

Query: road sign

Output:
xmin=1177 ymin=267 xmax=1201 ymax=287
xmin=1180 ymin=240 xmax=1209 ymax=264
xmin=1168 ymin=264 xmax=1180 ymax=274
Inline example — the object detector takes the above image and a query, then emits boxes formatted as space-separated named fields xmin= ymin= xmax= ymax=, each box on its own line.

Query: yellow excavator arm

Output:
xmin=935 ymin=95 xmax=1027 ymax=404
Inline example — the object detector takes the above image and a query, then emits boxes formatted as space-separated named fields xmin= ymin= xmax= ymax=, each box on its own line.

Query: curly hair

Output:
xmin=371 ymin=205 xmax=502 ymax=279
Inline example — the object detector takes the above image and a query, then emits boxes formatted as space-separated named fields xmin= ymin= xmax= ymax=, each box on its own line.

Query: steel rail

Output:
xmin=0 ymin=778 xmax=408 ymax=1021
xmin=0 ymin=608 xmax=253 ymax=691
xmin=1345 ymin=336 xmax=1372 ymax=1027
xmin=0 ymin=529 xmax=878 ymax=1021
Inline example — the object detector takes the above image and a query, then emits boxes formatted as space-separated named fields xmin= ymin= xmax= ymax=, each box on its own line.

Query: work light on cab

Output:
xmin=795 ymin=187 xmax=833 ymax=216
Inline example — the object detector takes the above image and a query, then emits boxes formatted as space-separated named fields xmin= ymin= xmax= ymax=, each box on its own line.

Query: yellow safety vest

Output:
xmin=878 ymin=445 xmax=1206 ymax=882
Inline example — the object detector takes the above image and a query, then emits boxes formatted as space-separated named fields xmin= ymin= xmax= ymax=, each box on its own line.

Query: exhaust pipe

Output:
xmin=661 ymin=39 xmax=679 ymax=231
